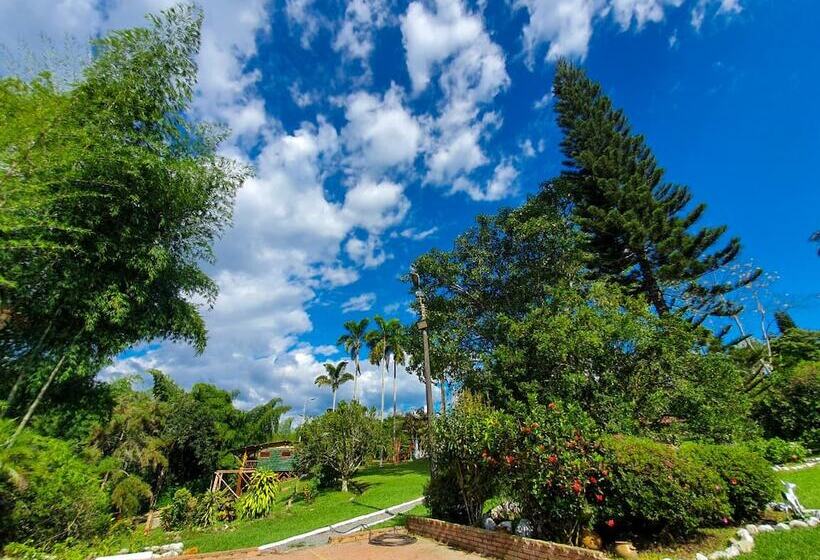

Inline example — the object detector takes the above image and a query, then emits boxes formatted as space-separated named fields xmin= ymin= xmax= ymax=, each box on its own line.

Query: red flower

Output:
xmin=588 ymin=475 xmax=598 ymax=485
xmin=548 ymin=402 xmax=557 ymax=410
xmin=571 ymin=479 xmax=583 ymax=494
xmin=730 ymin=478 xmax=738 ymax=486
xmin=548 ymin=454 xmax=558 ymax=464
xmin=505 ymin=455 xmax=517 ymax=466
xmin=606 ymin=519 xmax=616 ymax=528
xmin=595 ymin=494 xmax=605 ymax=503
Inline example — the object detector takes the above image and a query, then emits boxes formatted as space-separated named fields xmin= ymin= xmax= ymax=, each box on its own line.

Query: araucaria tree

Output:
xmin=314 ymin=361 xmax=353 ymax=411
xmin=337 ymin=319 xmax=369 ymax=402
xmin=0 ymin=4 xmax=250 ymax=444
xmin=551 ymin=60 xmax=756 ymax=322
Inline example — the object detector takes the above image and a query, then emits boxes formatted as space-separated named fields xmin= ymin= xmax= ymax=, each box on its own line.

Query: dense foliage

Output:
xmin=752 ymin=361 xmax=820 ymax=450
xmin=425 ymin=394 xmax=512 ymax=525
xmin=680 ymin=442 xmax=777 ymax=523
xmin=297 ymin=402 xmax=382 ymax=492
xmin=597 ymin=436 xmax=730 ymax=540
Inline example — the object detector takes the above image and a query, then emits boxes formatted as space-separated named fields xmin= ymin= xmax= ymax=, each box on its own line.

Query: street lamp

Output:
xmin=411 ymin=271 xmax=435 ymax=471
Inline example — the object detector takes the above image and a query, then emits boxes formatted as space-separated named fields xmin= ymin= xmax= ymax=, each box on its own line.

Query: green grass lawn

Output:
xmin=152 ymin=460 xmax=429 ymax=553
xmin=637 ymin=465 xmax=820 ymax=560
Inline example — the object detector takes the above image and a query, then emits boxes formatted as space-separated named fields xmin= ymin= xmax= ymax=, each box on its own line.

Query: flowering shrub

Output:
xmin=500 ymin=400 xmax=604 ymax=545
xmin=425 ymin=393 xmax=513 ymax=525
xmin=681 ymin=443 xmax=776 ymax=523
xmin=597 ymin=436 xmax=730 ymax=540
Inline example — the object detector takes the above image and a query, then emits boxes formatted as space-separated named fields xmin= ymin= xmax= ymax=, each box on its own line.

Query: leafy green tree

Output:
xmin=314 ymin=360 xmax=353 ymax=411
xmin=296 ymin=402 xmax=381 ymax=492
xmin=0 ymin=4 xmax=249 ymax=446
xmin=551 ymin=60 xmax=756 ymax=322
xmin=337 ymin=319 xmax=369 ymax=402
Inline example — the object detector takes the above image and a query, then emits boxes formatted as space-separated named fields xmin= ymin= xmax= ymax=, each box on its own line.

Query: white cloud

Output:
xmin=286 ymin=0 xmax=323 ymax=49
xmin=342 ymin=85 xmax=423 ymax=170
xmin=345 ymin=235 xmax=389 ymax=268
xmin=342 ymin=179 xmax=411 ymax=234
xmin=533 ymin=91 xmax=553 ymax=109
xmin=289 ymin=83 xmax=317 ymax=108
xmin=517 ymin=0 xmax=741 ymax=63
xmin=451 ymin=160 xmax=519 ymax=201
xmin=342 ymin=292 xmax=377 ymax=313
xmin=397 ymin=227 xmax=439 ymax=241
xmin=333 ymin=0 xmax=389 ymax=63
xmin=427 ymin=126 xmax=487 ymax=183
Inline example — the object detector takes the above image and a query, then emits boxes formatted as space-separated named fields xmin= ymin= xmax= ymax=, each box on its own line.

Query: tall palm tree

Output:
xmin=337 ymin=319 xmax=369 ymax=403
xmin=314 ymin=360 xmax=352 ymax=411
xmin=366 ymin=316 xmax=391 ymax=424
xmin=386 ymin=319 xmax=407 ymax=458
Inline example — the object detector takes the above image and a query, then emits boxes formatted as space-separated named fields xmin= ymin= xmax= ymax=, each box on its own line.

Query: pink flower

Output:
xmin=572 ymin=479 xmax=583 ymax=494
xmin=606 ymin=519 xmax=616 ymax=528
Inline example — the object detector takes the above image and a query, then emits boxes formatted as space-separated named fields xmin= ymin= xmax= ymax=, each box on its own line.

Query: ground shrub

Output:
xmin=425 ymin=393 xmax=513 ymax=525
xmin=597 ymin=435 xmax=730 ymax=541
xmin=194 ymin=489 xmax=234 ymax=526
xmin=681 ymin=442 xmax=777 ymax=522
xmin=0 ymin=419 xmax=110 ymax=547
xmin=501 ymin=399 xmax=604 ymax=544
xmin=747 ymin=438 xmax=808 ymax=464
xmin=161 ymin=488 xmax=198 ymax=530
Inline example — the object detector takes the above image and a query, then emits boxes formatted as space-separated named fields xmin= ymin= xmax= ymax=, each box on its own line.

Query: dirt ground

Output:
xmin=186 ymin=535 xmax=480 ymax=560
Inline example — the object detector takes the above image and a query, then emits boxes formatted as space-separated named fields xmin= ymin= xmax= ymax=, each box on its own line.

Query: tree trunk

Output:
xmin=332 ymin=388 xmax=337 ymax=411
xmin=341 ymin=477 xmax=349 ymax=493
xmin=5 ymin=321 xmax=53 ymax=414
xmin=5 ymin=353 xmax=67 ymax=448
xmin=636 ymin=253 xmax=668 ymax=315
xmin=353 ymin=356 xmax=360 ymax=402
xmin=392 ymin=361 xmax=398 ymax=461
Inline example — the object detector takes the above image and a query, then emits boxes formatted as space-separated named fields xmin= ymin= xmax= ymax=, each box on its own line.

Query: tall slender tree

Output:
xmin=551 ymin=60 xmax=757 ymax=323
xmin=314 ymin=361 xmax=352 ymax=411
xmin=386 ymin=318 xmax=406 ymax=455
xmin=337 ymin=319 xmax=368 ymax=403
xmin=366 ymin=316 xmax=391 ymax=422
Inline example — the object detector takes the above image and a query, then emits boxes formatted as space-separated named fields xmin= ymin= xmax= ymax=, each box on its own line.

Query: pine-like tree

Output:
xmin=551 ymin=60 xmax=757 ymax=322
xmin=774 ymin=310 xmax=798 ymax=334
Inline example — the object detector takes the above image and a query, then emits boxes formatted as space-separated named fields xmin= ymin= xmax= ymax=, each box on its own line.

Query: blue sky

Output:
xmin=1 ymin=0 xmax=817 ymax=418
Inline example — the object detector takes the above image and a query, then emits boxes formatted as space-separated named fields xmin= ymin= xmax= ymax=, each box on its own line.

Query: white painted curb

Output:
xmin=257 ymin=497 xmax=424 ymax=551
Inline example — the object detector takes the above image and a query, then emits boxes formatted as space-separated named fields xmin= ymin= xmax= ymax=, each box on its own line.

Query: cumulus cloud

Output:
xmin=345 ymin=234 xmax=389 ymax=268
xmin=341 ymin=292 xmax=377 ymax=313
xmin=333 ymin=0 xmax=390 ymax=63
xmin=342 ymin=179 xmax=411 ymax=234
xmin=451 ymin=160 xmax=519 ymax=201
xmin=517 ymin=0 xmax=742 ymax=63
xmin=342 ymin=85 xmax=423 ymax=170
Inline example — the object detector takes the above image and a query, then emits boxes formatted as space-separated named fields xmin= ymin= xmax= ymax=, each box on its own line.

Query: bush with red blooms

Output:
xmin=596 ymin=435 xmax=730 ymax=541
xmin=500 ymin=399 xmax=606 ymax=545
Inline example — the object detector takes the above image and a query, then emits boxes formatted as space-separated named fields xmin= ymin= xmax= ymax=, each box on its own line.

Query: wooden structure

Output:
xmin=210 ymin=441 xmax=296 ymax=498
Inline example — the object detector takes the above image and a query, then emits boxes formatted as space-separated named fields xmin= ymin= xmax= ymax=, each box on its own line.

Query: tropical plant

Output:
xmin=314 ymin=360 xmax=353 ymax=411
xmin=366 ymin=316 xmax=392 ymax=424
xmin=235 ymin=470 xmax=280 ymax=520
xmin=194 ymin=489 xmax=234 ymax=526
xmin=337 ymin=319 xmax=369 ymax=403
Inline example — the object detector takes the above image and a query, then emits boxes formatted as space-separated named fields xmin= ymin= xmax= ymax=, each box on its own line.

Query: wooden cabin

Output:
xmin=210 ymin=441 xmax=296 ymax=497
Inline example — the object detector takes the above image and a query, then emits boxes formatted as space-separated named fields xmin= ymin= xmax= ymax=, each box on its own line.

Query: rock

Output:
xmin=707 ymin=551 xmax=727 ymax=560
xmin=744 ymin=524 xmax=758 ymax=535
xmin=515 ymin=518 xmax=534 ymax=538
xmin=498 ymin=521 xmax=513 ymax=533
xmin=757 ymin=524 xmax=775 ymax=533
xmin=807 ymin=517 xmax=819 ymax=527
xmin=789 ymin=519 xmax=809 ymax=529
xmin=775 ymin=522 xmax=791 ymax=531
xmin=482 ymin=517 xmax=497 ymax=531
xmin=695 ymin=554 xmax=709 ymax=560
xmin=724 ymin=544 xmax=741 ymax=558
xmin=736 ymin=528 xmax=752 ymax=541
xmin=734 ymin=538 xmax=754 ymax=554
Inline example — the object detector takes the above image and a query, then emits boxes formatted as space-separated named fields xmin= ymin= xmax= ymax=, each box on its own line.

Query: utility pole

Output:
xmin=411 ymin=271 xmax=435 ymax=475
xmin=298 ymin=396 xmax=315 ymax=442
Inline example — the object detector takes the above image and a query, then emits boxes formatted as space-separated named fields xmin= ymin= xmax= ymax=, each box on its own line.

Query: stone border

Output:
xmin=406 ymin=516 xmax=606 ymax=560
xmin=772 ymin=456 xmax=820 ymax=472
xmin=660 ymin=516 xmax=820 ymax=560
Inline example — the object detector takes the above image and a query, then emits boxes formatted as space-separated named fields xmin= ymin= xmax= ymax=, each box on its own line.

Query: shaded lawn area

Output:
xmin=152 ymin=459 xmax=429 ymax=554
xmin=637 ymin=464 xmax=820 ymax=560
